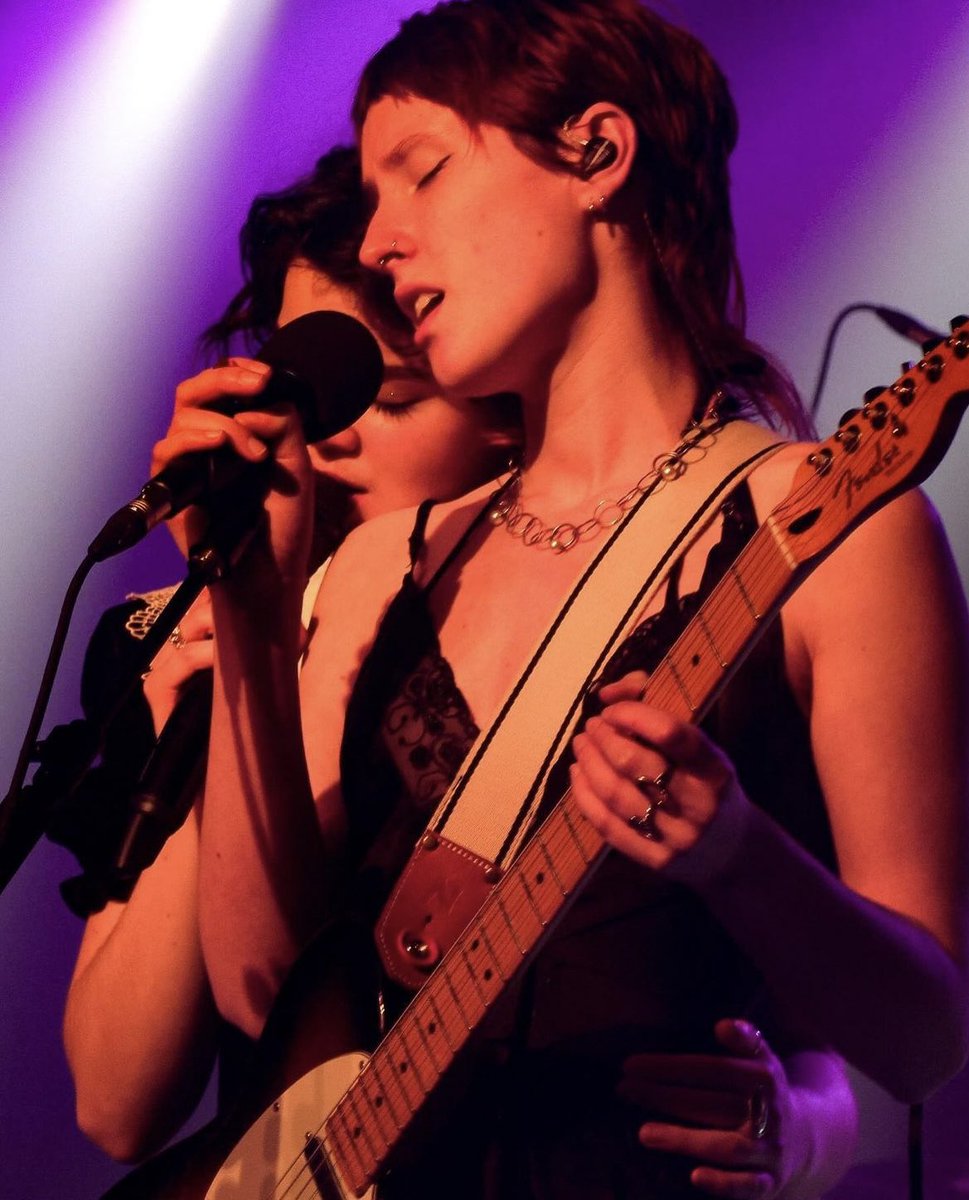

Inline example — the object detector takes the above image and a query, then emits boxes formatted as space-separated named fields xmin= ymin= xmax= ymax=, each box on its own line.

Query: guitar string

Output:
xmin=262 ymin=413 xmax=898 ymax=1199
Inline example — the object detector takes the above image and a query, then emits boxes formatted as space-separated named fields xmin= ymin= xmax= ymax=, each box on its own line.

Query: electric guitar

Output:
xmin=105 ymin=317 xmax=969 ymax=1199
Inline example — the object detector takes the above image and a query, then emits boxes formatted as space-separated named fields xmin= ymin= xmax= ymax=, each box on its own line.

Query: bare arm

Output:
xmin=64 ymin=595 xmax=221 ymax=1160
xmin=158 ymin=354 xmax=417 ymax=1036
xmin=197 ymin=527 xmax=414 ymax=1034
xmin=571 ymin=484 xmax=969 ymax=1101
xmin=63 ymin=815 xmax=220 ymax=1161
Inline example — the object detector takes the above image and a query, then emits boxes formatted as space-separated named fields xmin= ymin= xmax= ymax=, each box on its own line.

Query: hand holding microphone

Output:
xmin=90 ymin=310 xmax=383 ymax=561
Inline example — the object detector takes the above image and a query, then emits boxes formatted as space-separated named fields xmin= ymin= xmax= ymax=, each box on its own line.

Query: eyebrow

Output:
xmin=383 ymin=133 xmax=434 ymax=170
xmin=362 ymin=133 xmax=435 ymax=196
xmin=360 ymin=130 xmax=446 ymax=215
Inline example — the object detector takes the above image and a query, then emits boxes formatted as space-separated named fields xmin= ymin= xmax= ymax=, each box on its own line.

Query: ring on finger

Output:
xmin=169 ymin=624 xmax=186 ymax=650
xmin=746 ymin=1085 xmax=770 ymax=1140
xmin=628 ymin=769 xmax=672 ymax=839
xmin=643 ymin=767 xmax=672 ymax=805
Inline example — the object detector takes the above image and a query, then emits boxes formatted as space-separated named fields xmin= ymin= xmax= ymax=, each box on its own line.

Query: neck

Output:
xmin=515 ymin=284 xmax=703 ymax=511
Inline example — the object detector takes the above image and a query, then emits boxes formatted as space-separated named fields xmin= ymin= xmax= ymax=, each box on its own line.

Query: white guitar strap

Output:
xmin=422 ymin=419 xmax=784 ymax=868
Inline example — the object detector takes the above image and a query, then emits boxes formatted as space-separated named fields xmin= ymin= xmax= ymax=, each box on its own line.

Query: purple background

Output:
xmin=1 ymin=2 xmax=967 ymax=1197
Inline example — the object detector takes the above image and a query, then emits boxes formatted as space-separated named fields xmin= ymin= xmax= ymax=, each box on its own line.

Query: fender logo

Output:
xmin=832 ymin=437 xmax=909 ymax=509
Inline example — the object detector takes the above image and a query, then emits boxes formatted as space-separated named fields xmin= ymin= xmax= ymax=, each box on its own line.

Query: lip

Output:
xmin=412 ymin=301 xmax=442 ymax=350
xmin=394 ymin=283 xmax=445 ymax=329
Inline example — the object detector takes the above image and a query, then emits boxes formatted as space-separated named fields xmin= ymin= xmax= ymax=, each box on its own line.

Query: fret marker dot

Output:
xmin=692 ymin=653 xmax=701 ymax=667
xmin=399 ymin=1063 xmax=408 ymax=1073
xmin=536 ymin=872 xmax=545 ymax=884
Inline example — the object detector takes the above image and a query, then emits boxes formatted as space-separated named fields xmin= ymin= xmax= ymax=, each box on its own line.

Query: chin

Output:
xmin=430 ymin=350 xmax=508 ymax=401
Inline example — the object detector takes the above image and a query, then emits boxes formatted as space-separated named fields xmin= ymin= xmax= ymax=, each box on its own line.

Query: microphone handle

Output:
xmin=89 ymin=437 xmax=274 ymax=562
xmin=109 ymin=670 xmax=213 ymax=897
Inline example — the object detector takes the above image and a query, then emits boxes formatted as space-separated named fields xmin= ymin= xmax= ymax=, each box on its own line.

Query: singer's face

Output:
xmin=278 ymin=263 xmax=512 ymax=523
xmin=359 ymin=96 xmax=592 ymax=400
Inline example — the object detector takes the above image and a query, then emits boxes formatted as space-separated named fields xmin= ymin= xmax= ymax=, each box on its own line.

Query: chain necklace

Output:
xmin=487 ymin=412 xmax=725 ymax=553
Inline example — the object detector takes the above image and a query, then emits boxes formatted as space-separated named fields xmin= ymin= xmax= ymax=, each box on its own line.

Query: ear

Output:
xmin=561 ymin=103 xmax=638 ymax=203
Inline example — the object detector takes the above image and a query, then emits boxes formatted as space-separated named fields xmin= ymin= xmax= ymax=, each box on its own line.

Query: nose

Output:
xmin=359 ymin=209 xmax=407 ymax=273
xmin=310 ymin=422 xmax=363 ymax=460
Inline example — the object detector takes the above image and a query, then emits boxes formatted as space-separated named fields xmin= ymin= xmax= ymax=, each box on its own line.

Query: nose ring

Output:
xmin=378 ymin=239 xmax=398 ymax=269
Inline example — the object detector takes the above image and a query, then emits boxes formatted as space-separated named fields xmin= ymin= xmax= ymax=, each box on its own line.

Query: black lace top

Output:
xmin=339 ymin=481 xmax=835 ymax=1200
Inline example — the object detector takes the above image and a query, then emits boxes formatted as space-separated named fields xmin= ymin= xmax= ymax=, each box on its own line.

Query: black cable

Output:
xmin=809 ymin=301 xmax=945 ymax=419
xmin=0 ymin=552 xmax=98 ymax=891
xmin=909 ymin=1101 xmax=923 ymax=1200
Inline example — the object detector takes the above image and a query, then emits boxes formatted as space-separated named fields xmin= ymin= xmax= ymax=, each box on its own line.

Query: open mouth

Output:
xmin=413 ymin=291 xmax=444 ymax=325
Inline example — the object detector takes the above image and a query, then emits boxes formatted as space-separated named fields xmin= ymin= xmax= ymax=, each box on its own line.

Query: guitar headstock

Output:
xmin=773 ymin=315 xmax=969 ymax=566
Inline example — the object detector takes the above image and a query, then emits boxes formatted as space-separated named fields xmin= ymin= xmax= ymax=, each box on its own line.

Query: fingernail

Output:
xmin=248 ymin=437 xmax=268 ymax=457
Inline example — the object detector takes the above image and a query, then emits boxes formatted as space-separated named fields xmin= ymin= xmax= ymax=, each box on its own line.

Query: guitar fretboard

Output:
xmin=320 ymin=518 xmax=799 ymax=1196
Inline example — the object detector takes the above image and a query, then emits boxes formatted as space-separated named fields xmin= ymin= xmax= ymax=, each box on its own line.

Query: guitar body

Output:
xmin=104 ymin=919 xmax=385 ymax=1200
xmin=204 ymin=1052 xmax=373 ymax=1200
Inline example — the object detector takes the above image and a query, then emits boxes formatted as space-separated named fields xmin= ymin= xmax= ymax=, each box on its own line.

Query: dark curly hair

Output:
xmin=353 ymin=0 xmax=810 ymax=436
xmin=201 ymin=145 xmax=411 ymax=358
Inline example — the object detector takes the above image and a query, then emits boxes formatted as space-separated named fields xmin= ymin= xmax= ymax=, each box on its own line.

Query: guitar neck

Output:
xmin=320 ymin=520 xmax=796 ymax=1195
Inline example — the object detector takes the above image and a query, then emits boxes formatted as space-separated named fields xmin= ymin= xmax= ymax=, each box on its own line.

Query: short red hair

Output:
xmin=354 ymin=0 xmax=809 ymax=435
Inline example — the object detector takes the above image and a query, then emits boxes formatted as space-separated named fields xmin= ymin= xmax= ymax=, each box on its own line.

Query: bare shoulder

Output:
xmin=743 ymin=438 xmax=968 ymax=692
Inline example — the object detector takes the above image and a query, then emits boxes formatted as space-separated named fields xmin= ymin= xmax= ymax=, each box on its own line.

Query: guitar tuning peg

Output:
xmin=891 ymin=376 xmax=916 ymax=406
xmin=838 ymin=407 xmax=861 ymax=426
xmin=921 ymin=336 xmax=944 ymax=354
xmin=863 ymin=386 xmax=887 ymax=403
xmin=901 ymin=361 xmax=915 ymax=374
xmin=950 ymin=314 xmax=968 ymax=331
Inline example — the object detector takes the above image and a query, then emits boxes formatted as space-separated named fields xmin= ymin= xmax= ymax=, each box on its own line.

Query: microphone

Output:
xmin=107 ymin=670 xmax=213 ymax=900
xmin=810 ymin=301 xmax=946 ymax=417
xmin=89 ymin=310 xmax=383 ymax=561
xmin=872 ymin=305 xmax=945 ymax=347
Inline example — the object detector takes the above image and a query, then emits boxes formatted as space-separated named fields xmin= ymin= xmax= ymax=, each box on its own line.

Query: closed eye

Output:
xmin=372 ymin=396 xmax=419 ymax=420
xmin=416 ymin=155 xmax=451 ymax=189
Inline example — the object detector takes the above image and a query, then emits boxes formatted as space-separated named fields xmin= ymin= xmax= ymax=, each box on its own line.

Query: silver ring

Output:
xmin=377 ymin=239 xmax=397 ymax=269
xmin=628 ymin=797 xmax=658 ymax=838
xmin=169 ymin=624 xmax=185 ymax=649
xmin=747 ymin=1086 xmax=770 ymax=1139
xmin=627 ymin=769 xmax=672 ymax=839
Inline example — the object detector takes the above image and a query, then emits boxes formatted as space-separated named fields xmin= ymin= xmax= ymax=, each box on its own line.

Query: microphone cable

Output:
xmin=809 ymin=301 xmax=945 ymax=419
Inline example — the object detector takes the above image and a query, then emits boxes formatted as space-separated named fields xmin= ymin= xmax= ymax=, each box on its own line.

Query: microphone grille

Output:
xmin=258 ymin=309 xmax=384 ymax=440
